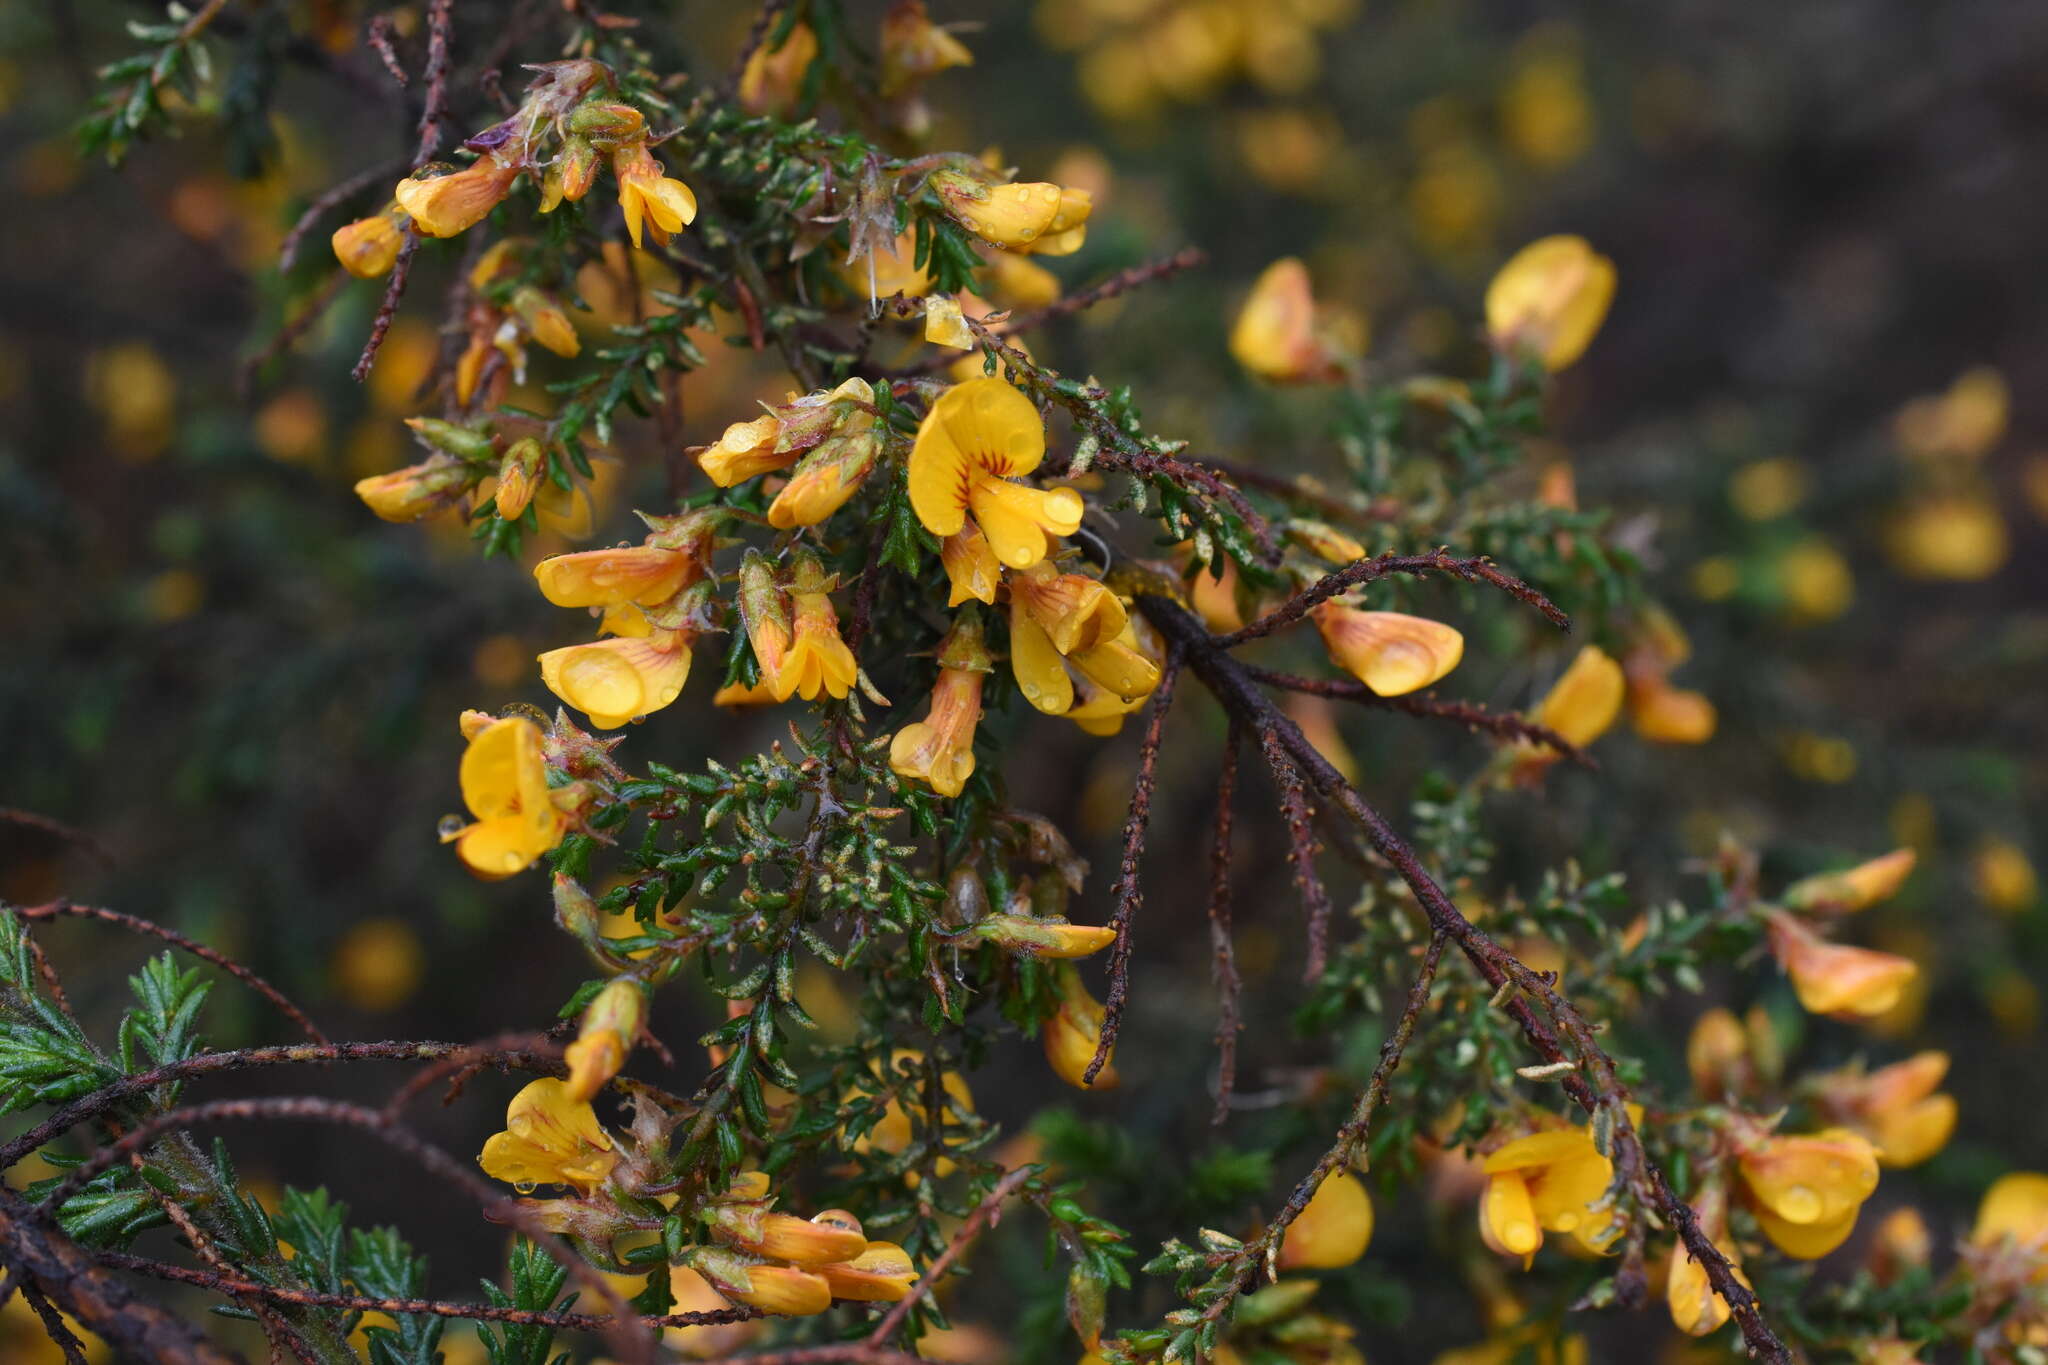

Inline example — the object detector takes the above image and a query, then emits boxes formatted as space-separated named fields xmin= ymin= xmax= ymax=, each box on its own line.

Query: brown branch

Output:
xmin=366 ymin=14 xmax=407 ymax=86
xmin=0 ymin=1185 xmax=241 ymax=1365
xmin=1207 ymin=727 xmax=1242 ymax=1125
xmin=96 ymin=1251 xmax=756 ymax=1333
xmin=1084 ymin=649 xmax=1182 ymax=1087
xmin=380 ymin=1031 xmax=559 ymax=1119
xmin=1255 ymin=727 xmax=1333 ymax=983
xmin=1188 ymin=457 xmax=1402 ymax=527
xmin=19 ymin=1278 xmax=93 ymax=1365
xmin=1137 ymin=590 xmax=1791 ymax=1363
xmin=1 ymin=1039 xmax=560 ymax=1172
xmin=279 ymin=160 xmax=406 ymax=272
xmin=0 ymin=808 xmax=112 ymax=866
xmin=412 ymin=0 xmax=455 ymax=168
xmin=36 ymin=1097 xmax=655 ymax=1363
xmin=13 ymin=901 xmax=326 ymax=1045
xmin=1237 ymin=664 xmax=1596 ymax=767
xmin=864 ymin=1166 xmax=1034 ymax=1344
xmin=351 ymin=230 xmax=420 ymax=383
xmin=1215 ymin=550 xmax=1569 ymax=649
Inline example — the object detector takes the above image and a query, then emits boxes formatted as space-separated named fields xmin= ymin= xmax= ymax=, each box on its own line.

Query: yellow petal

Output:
xmin=1010 ymin=610 xmax=1075 ymax=715
xmin=1485 ymin=235 xmax=1616 ymax=372
xmin=969 ymin=478 xmax=1083 ymax=569
xmin=1278 ymin=1170 xmax=1373 ymax=1270
xmin=1313 ymin=605 xmax=1464 ymax=696
xmin=1479 ymin=1171 xmax=1542 ymax=1259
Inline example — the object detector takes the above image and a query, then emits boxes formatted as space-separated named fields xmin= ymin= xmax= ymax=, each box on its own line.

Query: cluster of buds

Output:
xmin=689 ymin=1173 xmax=920 ymax=1313
xmin=354 ymin=414 xmax=561 ymax=526
xmin=738 ymin=547 xmax=863 ymax=705
xmin=330 ymin=59 xmax=695 ymax=290
xmin=1229 ymin=257 xmax=1364 ymax=384
xmin=1621 ymin=607 xmax=1716 ymax=745
xmin=929 ymin=162 xmax=1093 ymax=256
xmin=531 ymin=511 xmax=721 ymax=731
xmin=699 ymin=378 xmax=881 ymax=530
xmin=1763 ymin=848 xmax=1919 ymax=1019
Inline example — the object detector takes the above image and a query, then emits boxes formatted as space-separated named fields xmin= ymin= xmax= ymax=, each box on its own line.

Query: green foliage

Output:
xmin=478 ymin=1239 xmax=572 ymax=1365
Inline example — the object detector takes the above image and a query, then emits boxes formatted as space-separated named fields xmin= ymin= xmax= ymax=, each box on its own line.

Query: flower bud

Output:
xmin=690 ymin=1249 xmax=832 ymax=1316
xmin=1485 ymin=235 xmax=1616 ymax=372
xmin=494 ymin=438 xmax=544 ymax=520
xmin=563 ymin=978 xmax=648 ymax=1102
xmin=540 ymin=136 xmax=600 ymax=212
xmin=1277 ymin=1170 xmax=1373 ymax=1270
xmin=566 ymin=100 xmax=647 ymax=140
xmin=705 ymin=1204 xmax=869 ymax=1267
xmin=331 ymin=211 xmax=407 ymax=278
xmin=767 ymin=429 xmax=881 ymax=529
xmin=700 ymin=413 xmax=788 ymax=487
xmin=1782 ymin=849 xmax=1916 ymax=915
xmin=511 ymin=287 xmax=580 ymax=359
xmin=1042 ymin=964 xmax=1117 ymax=1090
xmin=971 ymin=913 xmax=1117 ymax=959
xmin=817 ymin=1241 xmax=920 ymax=1302
xmin=355 ymin=453 xmax=473 ymax=522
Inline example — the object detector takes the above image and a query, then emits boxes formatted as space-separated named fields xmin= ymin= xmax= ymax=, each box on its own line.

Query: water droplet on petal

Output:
xmin=437 ymin=814 xmax=466 ymax=842
xmin=1779 ymin=1184 xmax=1823 ymax=1222
xmin=513 ymin=1181 xmax=538 ymax=1195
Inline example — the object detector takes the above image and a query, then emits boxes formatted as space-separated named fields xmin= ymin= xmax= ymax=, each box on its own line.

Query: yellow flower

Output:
xmin=738 ymin=21 xmax=818 ymax=117
xmin=705 ymin=1206 xmax=869 ymax=1268
xmin=925 ymin=294 xmax=976 ymax=349
xmin=510 ymin=287 xmax=580 ymax=359
xmin=612 ymin=143 xmax=698 ymax=249
xmin=1973 ymin=839 xmax=2038 ymax=913
xmin=1485 ymin=235 xmax=1616 ymax=372
xmin=448 ymin=716 xmax=567 ymax=879
xmin=563 ymin=979 xmax=647 ymax=1103
xmin=1886 ymin=492 xmax=2009 ymax=581
xmin=665 ymin=1267 xmax=761 ymax=1358
xmin=932 ymin=170 xmax=1092 ymax=252
xmin=1814 ymin=1052 xmax=1956 ymax=1168
xmin=1043 ymin=964 xmax=1118 ymax=1090
xmin=817 ymin=1241 xmax=920 ymax=1302
xmin=701 ymin=413 xmax=788 ymax=486
xmin=477 ymin=1078 xmax=617 ymax=1193
xmin=767 ymin=420 xmax=881 ymax=530
xmin=1894 ymin=366 xmax=2008 ymax=461
xmin=1229 ymin=258 xmax=1362 ymax=383
xmin=1628 ymin=680 xmax=1716 ymax=744
xmin=773 ymin=557 xmax=858 ymax=702
xmin=1766 ymin=913 xmax=1918 ymax=1020
xmin=354 ymin=453 xmax=472 ymax=523
xmin=851 ymin=1051 xmax=975 ymax=1175
xmin=891 ymin=666 xmax=985 ymax=798
xmin=983 ymin=249 xmax=1061 ymax=309
xmin=539 ymin=628 xmax=694 ymax=729
xmin=1478 ymin=1125 xmax=1620 ymax=1264
xmin=1277 ymin=1170 xmax=1373 ymax=1270
xmin=331 ymin=210 xmax=407 ymax=278
xmin=940 ymin=525 xmax=1001 ymax=606
xmin=1667 ymin=1181 xmax=1746 ymax=1336
xmin=909 ymin=377 xmax=1083 ymax=570
xmin=694 ymin=1255 xmax=833 ymax=1316
xmin=534 ymin=545 xmax=694 ymax=610
xmin=880 ymin=0 xmax=974 ymax=97
xmin=1734 ymin=1128 xmax=1880 ymax=1259
xmin=1530 ymin=645 xmax=1624 ymax=745
xmin=1312 ymin=603 xmax=1464 ymax=697
xmin=1973 ymin=1172 xmax=2048 ymax=1265
xmin=1010 ymin=561 xmax=1127 ymax=655
xmin=1782 ymin=848 xmax=1916 ymax=914
xmin=971 ymin=913 xmax=1118 ymax=959
xmin=394 ymin=159 xmax=522 ymax=238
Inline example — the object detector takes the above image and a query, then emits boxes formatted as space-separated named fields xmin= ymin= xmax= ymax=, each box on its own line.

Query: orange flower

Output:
xmin=1277 ymin=1170 xmax=1374 ymax=1270
xmin=1781 ymin=849 xmax=1916 ymax=914
xmin=772 ymin=552 xmax=858 ymax=702
xmin=354 ymin=453 xmax=472 ymax=523
xmin=1042 ymin=963 xmax=1117 ymax=1090
xmin=890 ymin=618 xmax=990 ymax=799
xmin=332 ymin=210 xmax=407 ymax=277
xmin=1814 ymin=1052 xmax=1957 ymax=1168
xmin=880 ymin=0 xmax=974 ymax=97
xmin=1312 ymin=603 xmax=1464 ymax=697
xmin=1478 ymin=1124 xmax=1621 ymax=1265
xmin=1766 ymin=913 xmax=1918 ymax=1020
xmin=908 ymin=378 xmax=1082 ymax=570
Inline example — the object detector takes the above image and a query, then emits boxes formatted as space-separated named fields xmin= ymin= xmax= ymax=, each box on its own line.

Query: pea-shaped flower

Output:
xmin=447 ymin=716 xmax=567 ymax=879
xmin=909 ymin=378 xmax=1082 ymax=570
xmin=1485 ymin=235 xmax=1616 ymax=372
xmin=477 ymin=1078 xmax=617 ymax=1193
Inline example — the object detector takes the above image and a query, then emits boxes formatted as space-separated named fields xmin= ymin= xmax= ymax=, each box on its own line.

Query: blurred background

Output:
xmin=1 ymin=1 xmax=2045 ymax=1360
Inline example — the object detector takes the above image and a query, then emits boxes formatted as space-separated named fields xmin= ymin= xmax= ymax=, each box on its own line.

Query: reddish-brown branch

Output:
xmin=366 ymin=14 xmax=407 ymax=85
xmin=412 ymin=0 xmax=455 ymax=167
xmin=380 ymin=1031 xmax=560 ymax=1119
xmin=864 ymin=1166 xmax=1034 ymax=1344
xmin=1256 ymin=727 xmax=1333 ymax=983
xmin=13 ymin=901 xmax=326 ymax=1045
xmin=1238 ymin=663 xmax=1595 ymax=767
xmin=351 ymin=230 xmax=420 ymax=383
xmin=1084 ymin=650 xmax=1182 ymax=1087
xmin=1189 ymin=458 xmax=1403 ymax=527
xmin=96 ymin=1251 xmax=756 ymax=1333
xmin=35 ymin=1097 xmax=654 ymax=1362
xmin=1207 ymin=728 xmax=1242 ymax=1124
xmin=278 ymin=160 xmax=405 ymax=272
xmin=0 ymin=1039 xmax=560 ymax=1172
xmin=1138 ymin=590 xmax=1790 ymax=1362
xmin=1215 ymin=550 xmax=1569 ymax=649
xmin=0 ymin=808 xmax=113 ymax=865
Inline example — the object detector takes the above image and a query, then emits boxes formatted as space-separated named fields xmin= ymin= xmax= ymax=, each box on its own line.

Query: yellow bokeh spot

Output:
xmin=366 ymin=320 xmax=440 ymax=414
xmin=141 ymin=569 xmax=205 ymax=623
xmin=1777 ymin=539 xmax=1854 ymax=623
xmin=254 ymin=388 xmax=330 ymax=465
xmin=1728 ymin=457 xmax=1807 ymax=520
xmin=472 ymin=634 xmax=531 ymax=689
xmin=1887 ymin=793 xmax=1937 ymax=853
xmin=330 ymin=918 xmax=426 ymax=1013
xmin=86 ymin=342 xmax=176 ymax=461
xmin=1782 ymin=732 xmax=1856 ymax=784
xmin=1689 ymin=556 xmax=1739 ymax=601
xmin=1501 ymin=44 xmax=1594 ymax=169
xmin=1973 ymin=839 xmax=2039 ymax=914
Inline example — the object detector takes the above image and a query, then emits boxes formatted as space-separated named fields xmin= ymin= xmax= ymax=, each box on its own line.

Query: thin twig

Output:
xmin=1256 ymin=728 xmax=1333 ymax=983
xmin=240 ymin=268 xmax=350 ymax=398
xmin=13 ymin=902 xmax=326 ymax=1045
xmin=351 ymin=230 xmax=419 ymax=383
xmin=366 ymin=14 xmax=407 ymax=85
xmin=0 ymin=808 xmax=112 ymax=866
xmin=1084 ymin=650 xmax=1182 ymax=1087
xmin=1207 ymin=728 xmax=1242 ymax=1125
xmin=279 ymin=160 xmax=405 ymax=272
xmin=412 ymin=0 xmax=455 ymax=167
xmin=1238 ymin=663 xmax=1595 ymax=767
xmin=1215 ymin=550 xmax=1569 ymax=649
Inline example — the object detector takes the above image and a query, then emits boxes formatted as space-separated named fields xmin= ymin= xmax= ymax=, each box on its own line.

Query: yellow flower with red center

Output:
xmin=1477 ymin=1123 xmax=1621 ymax=1265
xmin=1484 ymin=235 xmax=1616 ymax=372
xmin=1277 ymin=1169 xmax=1374 ymax=1270
xmin=931 ymin=169 xmax=1093 ymax=254
xmin=1782 ymin=848 xmax=1916 ymax=914
xmin=1814 ymin=1052 xmax=1956 ymax=1169
xmin=477 ymin=1078 xmax=617 ymax=1193
xmin=1734 ymin=1127 xmax=1880 ymax=1258
xmin=331 ymin=209 xmax=408 ymax=278
xmin=562 ymin=979 xmax=648 ymax=1103
xmin=1766 ymin=913 xmax=1919 ymax=1020
xmin=612 ymin=142 xmax=698 ymax=249
xmin=1229 ymin=258 xmax=1364 ymax=384
xmin=880 ymin=0 xmax=974 ymax=97
xmin=890 ymin=615 xmax=990 ymax=798
xmin=394 ymin=158 xmax=523 ymax=238
xmin=1312 ymin=603 xmax=1464 ymax=697
xmin=446 ymin=716 xmax=568 ymax=879
xmin=1043 ymin=963 xmax=1118 ymax=1090
xmin=909 ymin=378 xmax=1083 ymax=570
xmin=539 ymin=627 xmax=694 ymax=729
xmin=738 ymin=21 xmax=819 ymax=117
